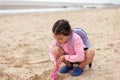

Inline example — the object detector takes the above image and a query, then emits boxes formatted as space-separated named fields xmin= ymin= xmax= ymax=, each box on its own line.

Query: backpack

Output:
xmin=69 ymin=28 xmax=90 ymax=48
xmin=69 ymin=28 xmax=92 ymax=68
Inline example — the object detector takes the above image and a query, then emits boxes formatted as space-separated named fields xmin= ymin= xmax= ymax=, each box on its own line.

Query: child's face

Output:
xmin=53 ymin=34 xmax=70 ymax=44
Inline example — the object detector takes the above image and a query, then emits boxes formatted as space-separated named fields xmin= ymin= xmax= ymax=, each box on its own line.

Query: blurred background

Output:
xmin=0 ymin=0 xmax=120 ymax=15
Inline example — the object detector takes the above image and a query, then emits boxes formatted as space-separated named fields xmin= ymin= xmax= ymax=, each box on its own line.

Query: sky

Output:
xmin=0 ymin=0 xmax=120 ymax=4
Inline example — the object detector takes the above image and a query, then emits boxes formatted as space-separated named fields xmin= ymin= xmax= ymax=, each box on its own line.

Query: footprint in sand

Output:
xmin=103 ymin=43 xmax=114 ymax=50
xmin=13 ymin=57 xmax=30 ymax=68
xmin=0 ymin=72 xmax=23 ymax=80
xmin=114 ymin=49 xmax=118 ymax=52
xmin=108 ymin=43 xmax=114 ymax=47
xmin=96 ymin=48 xmax=101 ymax=51
xmin=0 ymin=53 xmax=16 ymax=64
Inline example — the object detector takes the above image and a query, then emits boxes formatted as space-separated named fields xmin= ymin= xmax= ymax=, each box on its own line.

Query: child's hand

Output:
xmin=58 ymin=55 xmax=65 ymax=63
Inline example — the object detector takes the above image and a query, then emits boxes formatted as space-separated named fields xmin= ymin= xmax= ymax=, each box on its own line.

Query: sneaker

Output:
xmin=59 ymin=65 xmax=73 ymax=74
xmin=71 ymin=67 xmax=83 ymax=76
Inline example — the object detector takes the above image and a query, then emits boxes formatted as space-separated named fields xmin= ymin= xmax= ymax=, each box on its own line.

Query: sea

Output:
xmin=0 ymin=0 xmax=120 ymax=15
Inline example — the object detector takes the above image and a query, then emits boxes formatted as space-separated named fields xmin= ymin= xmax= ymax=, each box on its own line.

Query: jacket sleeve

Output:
xmin=49 ymin=40 xmax=57 ymax=62
xmin=65 ymin=35 xmax=85 ymax=62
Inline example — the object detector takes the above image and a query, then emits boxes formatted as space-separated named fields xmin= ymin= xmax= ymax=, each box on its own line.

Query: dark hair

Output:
xmin=52 ymin=19 xmax=72 ymax=36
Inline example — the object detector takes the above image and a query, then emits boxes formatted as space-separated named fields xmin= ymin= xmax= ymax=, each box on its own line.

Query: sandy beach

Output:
xmin=0 ymin=8 xmax=120 ymax=80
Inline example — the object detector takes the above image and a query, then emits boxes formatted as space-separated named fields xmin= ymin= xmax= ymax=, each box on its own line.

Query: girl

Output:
xmin=49 ymin=19 xmax=95 ymax=76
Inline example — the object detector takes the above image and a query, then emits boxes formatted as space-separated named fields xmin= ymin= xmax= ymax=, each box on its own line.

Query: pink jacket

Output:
xmin=49 ymin=32 xmax=86 ymax=62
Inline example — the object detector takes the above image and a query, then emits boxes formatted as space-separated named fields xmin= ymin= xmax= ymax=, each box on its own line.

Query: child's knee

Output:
xmin=53 ymin=46 xmax=64 ymax=59
xmin=86 ymin=49 xmax=95 ymax=58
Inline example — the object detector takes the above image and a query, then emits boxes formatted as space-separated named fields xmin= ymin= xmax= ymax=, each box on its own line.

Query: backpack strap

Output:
xmin=69 ymin=31 xmax=74 ymax=49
